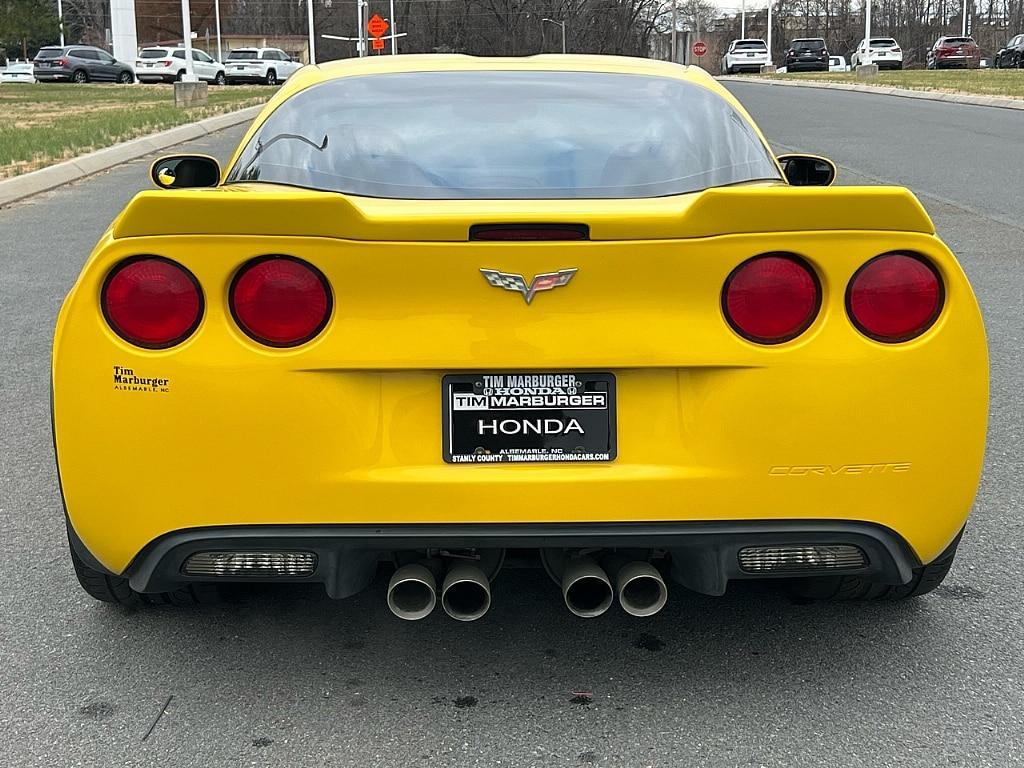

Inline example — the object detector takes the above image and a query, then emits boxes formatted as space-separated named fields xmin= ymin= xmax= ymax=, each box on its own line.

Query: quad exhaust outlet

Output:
xmin=613 ymin=560 xmax=668 ymax=617
xmin=562 ymin=556 xmax=614 ymax=618
xmin=440 ymin=563 xmax=492 ymax=622
xmin=386 ymin=563 xmax=437 ymax=621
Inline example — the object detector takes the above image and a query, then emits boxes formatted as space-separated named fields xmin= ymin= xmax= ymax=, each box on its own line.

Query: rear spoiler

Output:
xmin=112 ymin=184 xmax=935 ymax=241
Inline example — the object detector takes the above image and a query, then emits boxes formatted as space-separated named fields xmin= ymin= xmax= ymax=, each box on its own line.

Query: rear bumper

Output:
xmin=786 ymin=59 xmax=828 ymax=71
xmin=98 ymin=520 xmax=919 ymax=598
xmin=225 ymin=74 xmax=266 ymax=83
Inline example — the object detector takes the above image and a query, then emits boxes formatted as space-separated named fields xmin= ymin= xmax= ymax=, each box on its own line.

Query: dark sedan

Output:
xmin=785 ymin=38 xmax=829 ymax=72
xmin=994 ymin=34 xmax=1024 ymax=68
xmin=33 ymin=45 xmax=134 ymax=83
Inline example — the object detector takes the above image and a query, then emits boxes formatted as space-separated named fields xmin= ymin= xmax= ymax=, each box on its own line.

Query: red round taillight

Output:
xmin=723 ymin=254 xmax=821 ymax=344
xmin=847 ymin=252 xmax=943 ymax=343
xmin=102 ymin=257 xmax=203 ymax=348
xmin=230 ymin=256 xmax=331 ymax=347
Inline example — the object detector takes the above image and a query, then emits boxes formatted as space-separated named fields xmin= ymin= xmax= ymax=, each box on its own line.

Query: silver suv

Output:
xmin=34 ymin=45 xmax=135 ymax=84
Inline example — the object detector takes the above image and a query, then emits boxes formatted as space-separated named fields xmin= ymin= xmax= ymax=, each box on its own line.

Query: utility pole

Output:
xmin=57 ymin=0 xmax=64 ymax=46
xmin=671 ymin=0 xmax=678 ymax=62
xmin=766 ymin=0 xmax=772 ymax=65
xmin=306 ymin=0 xmax=317 ymax=63
xmin=214 ymin=0 xmax=222 ymax=61
xmin=961 ymin=0 xmax=968 ymax=35
xmin=741 ymin=0 xmax=745 ymax=39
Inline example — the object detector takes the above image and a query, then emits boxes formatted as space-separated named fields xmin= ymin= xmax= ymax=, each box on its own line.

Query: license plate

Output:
xmin=442 ymin=372 xmax=616 ymax=464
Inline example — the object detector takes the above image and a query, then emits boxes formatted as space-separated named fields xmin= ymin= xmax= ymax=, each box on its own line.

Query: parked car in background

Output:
xmin=136 ymin=47 xmax=226 ymax=84
xmin=994 ymin=34 xmax=1024 ymax=68
xmin=828 ymin=55 xmax=849 ymax=72
xmin=927 ymin=36 xmax=980 ymax=69
xmin=1 ymin=61 xmax=36 ymax=84
xmin=850 ymin=37 xmax=903 ymax=69
xmin=721 ymin=39 xmax=770 ymax=74
xmin=785 ymin=38 xmax=829 ymax=71
xmin=224 ymin=48 xmax=301 ymax=85
xmin=33 ymin=45 xmax=134 ymax=83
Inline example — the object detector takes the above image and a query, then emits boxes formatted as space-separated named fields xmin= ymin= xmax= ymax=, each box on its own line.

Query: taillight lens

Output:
xmin=230 ymin=256 xmax=331 ymax=347
xmin=723 ymin=254 xmax=821 ymax=344
xmin=847 ymin=252 xmax=943 ymax=343
xmin=102 ymin=257 xmax=203 ymax=348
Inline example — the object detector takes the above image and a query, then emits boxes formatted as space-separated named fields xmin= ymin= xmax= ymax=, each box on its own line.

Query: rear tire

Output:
xmin=789 ymin=529 xmax=963 ymax=602
xmin=68 ymin=534 xmax=220 ymax=607
xmin=265 ymin=69 xmax=278 ymax=86
xmin=72 ymin=69 xmax=88 ymax=83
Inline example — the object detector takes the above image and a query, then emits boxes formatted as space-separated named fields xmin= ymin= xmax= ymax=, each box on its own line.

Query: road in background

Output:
xmin=1 ymin=90 xmax=1022 ymax=767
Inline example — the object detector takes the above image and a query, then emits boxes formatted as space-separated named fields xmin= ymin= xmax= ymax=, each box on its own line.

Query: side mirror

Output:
xmin=150 ymin=154 xmax=221 ymax=189
xmin=777 ymin=153 xmax=837 ymax=186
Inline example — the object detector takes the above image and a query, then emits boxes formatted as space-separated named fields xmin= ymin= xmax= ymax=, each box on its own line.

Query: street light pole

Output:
xmin=180 ymin=0 xmax=197 ymax=81
xmin=542 ymin=18 xmax=566 ymax=54
xmin=961 ymin=0 xmax=968 ymax=35
xmin=214 ymin=0 xmax=222 ymax=61
xmin=766 ymin=0 xmax=772 ymax=65
xmin=390 ymin=0 xmax=398 ymax=54
xmin=306 ymin=0 xmax=317 ymax=64
xmin=671 ymin=0 xmax=678 ymax=62
xmin=741 ymin=0 xmax=745 ymax=39
xmin=864 ymin=0 xmax=871 ymax=54
xmin=57 ymin=0 xmax=64 ymax=46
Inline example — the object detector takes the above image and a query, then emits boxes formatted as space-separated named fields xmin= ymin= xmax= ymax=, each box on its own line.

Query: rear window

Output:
xmin=734 ymin=40 xmax=767 ymax=50
xmin=226 ymin=71 xmax=781 ymax=200
xmin=945 ymin=37 xmax=973 ymax=45
xmin=227 ymin=50 xmax=258 ymax=60
xmin=870 ymin=38 xmax=897 ymax=46
xmin=35 ymin=48 xmax=63 ymax=59
xmin=140 ymin=49 xmax=170 ymax=59
xmin=792 ymin=39 xmax=826 ymax=50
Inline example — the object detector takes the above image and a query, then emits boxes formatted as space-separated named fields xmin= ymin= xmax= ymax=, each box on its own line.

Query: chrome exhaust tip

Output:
xmin=441 ymin=563 xmax=491 ymax=622
xmin=562 ymin=556 xmax=613 ymax=618
xmin=387 ymin=563 xmax=437 ymax=621
xmin=615 ymin=561 xmax=668 ymax=617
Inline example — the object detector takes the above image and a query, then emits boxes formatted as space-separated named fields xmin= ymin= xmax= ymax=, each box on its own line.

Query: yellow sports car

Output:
xmin=52 ymin=55 xmax=988 ymax=618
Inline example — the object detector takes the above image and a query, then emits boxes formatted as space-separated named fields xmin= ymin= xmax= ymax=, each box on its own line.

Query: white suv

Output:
xmin=850 ymin=37 xmax=904 ymax=69
xmin=136 ymin=47 xmax=226 ymax=84
xmin=721 ymin=39 xmax=771 ymax=74
xmin=224 ymin=48 xmax=302 ymax=86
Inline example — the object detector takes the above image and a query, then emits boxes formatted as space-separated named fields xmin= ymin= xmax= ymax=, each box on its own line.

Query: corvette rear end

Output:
xmin=52 ymin=56 xmax=988 ymax=618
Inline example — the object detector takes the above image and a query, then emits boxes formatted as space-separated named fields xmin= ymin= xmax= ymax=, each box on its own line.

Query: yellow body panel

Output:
xmin=52 ymin=56 xmax=988 ymax=576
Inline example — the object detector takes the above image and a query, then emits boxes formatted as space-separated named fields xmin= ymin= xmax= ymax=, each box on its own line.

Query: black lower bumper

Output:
xmin=113 ymin=520 xmax=920 ymax=598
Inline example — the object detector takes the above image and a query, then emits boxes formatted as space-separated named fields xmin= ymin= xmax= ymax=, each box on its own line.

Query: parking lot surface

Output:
xmin=1 ymin=86 xmax=1022 ymax=766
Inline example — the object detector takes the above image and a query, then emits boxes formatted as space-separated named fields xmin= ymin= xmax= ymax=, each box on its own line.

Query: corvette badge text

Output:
xmin=769 ymin=462 xmax=911 ymax=476
xmin=113 ymin=365 xmax=170 ymax=393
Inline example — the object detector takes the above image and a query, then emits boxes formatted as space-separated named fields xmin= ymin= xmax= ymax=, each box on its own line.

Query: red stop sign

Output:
xmin=692 ymin=40 xmax=707 ymax=57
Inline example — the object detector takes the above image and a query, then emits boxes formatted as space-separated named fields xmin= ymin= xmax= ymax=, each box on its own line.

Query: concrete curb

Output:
xmin=0 ymin=104 xmax=264 ymax=208
xmin=717 ymin=75 xmax=1024 ymax=111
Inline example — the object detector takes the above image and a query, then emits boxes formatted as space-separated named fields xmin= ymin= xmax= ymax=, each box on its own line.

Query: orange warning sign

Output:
xmin=367 ymin=14 xmax=389 ymax=38
xmin=371 ymin=38 xmax=385 ymax=50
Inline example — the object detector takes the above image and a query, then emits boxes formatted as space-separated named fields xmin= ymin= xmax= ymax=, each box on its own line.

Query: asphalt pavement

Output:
xmin=1 ymin=86 xmax=1022 ymax=767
